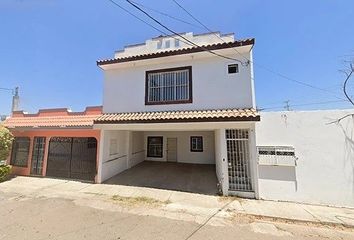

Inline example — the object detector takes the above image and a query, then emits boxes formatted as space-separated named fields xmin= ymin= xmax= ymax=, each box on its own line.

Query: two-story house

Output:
xmin=94 ymin=32 xmax=260 ymax=197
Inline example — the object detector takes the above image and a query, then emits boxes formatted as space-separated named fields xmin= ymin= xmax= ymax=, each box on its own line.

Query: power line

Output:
xmin=129 ymin=0 xmax=204 ymax=30
xmin=171 ymin=0 xmax=249 ymax=65
xmin=123 ymin=0 xmax=245 ymax=64
xmin=106 ymin=0 xmax=202 ymax=52
xmin=107 ymin=0 xmax=244 ymax=64
xmin=107 ymin=0 xmax=168 ymax=35
xmin=259 ymin=99 xmax=348 ymax=111
xmin=108 ymin=0 xmax=346 ymax=101
xmin=170 ymin=0 xmax=346 ymax=101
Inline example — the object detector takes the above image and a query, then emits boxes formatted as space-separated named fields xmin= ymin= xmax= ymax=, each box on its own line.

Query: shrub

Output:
xmin=0 ymin=164 xmax=11 ymax=182
xmin=0 ymin=125 xmax=13 ymax=161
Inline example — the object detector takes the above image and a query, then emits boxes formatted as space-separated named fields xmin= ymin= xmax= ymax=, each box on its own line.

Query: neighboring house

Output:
xmin=95 ymin=32 xmax=260 ymax=197
xmin=3 ymin=106 xmax=102 ymax=182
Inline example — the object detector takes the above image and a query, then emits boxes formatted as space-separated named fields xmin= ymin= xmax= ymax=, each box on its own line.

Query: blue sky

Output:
xmin=0 ymin=0 xmax=353 ymax=115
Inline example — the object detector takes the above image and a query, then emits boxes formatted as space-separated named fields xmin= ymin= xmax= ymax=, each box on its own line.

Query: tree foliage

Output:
xmin=0 ymin=125 xmax=13 ymax=160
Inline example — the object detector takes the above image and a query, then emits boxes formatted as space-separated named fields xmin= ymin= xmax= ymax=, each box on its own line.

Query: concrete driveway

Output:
xmin=104 ymin=161 xmax=219 ymax=195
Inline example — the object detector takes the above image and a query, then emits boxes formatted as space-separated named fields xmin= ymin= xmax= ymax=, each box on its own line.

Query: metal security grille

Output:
xmin=258 ymin=146 xmax=296 ymax=166
xmin=148 ymin=69 xmax=189 ymax=102
xmin=46 ymin=137 xmax=97 ymax=181
xmin=31 ymin=137 xmax=46 ymax=175
xmin=10 ymin=137 xmax=30 ymax=167
xmin=226 ymin=129 xmax=252 ymax=192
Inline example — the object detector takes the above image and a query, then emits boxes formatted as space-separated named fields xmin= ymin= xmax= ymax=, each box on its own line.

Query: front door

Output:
xmin=167 ymin=138 xmax=177 ymax=162
xmin=30 ymin=137 xmax=46 ymax=175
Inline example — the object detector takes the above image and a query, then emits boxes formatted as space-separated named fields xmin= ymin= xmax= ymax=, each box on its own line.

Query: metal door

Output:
xmin=226 ymin=129 xmax=252 ymax=192
xmin=30 ymin=137 xmax=46 ymax=175
xmin=46 ymin=137 xmax=97 ymax=181
xmin=167 ymin=138 xmax=177 ymax=162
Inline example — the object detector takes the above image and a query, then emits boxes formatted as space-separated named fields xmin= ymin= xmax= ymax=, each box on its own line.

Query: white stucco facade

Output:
xmin=96 ymin=32 xmax=259 ymax=197
xmin=102 ymin=49 xmax=254 ymax=113
xmin=256 ymin=110 xmax=354 ymax=207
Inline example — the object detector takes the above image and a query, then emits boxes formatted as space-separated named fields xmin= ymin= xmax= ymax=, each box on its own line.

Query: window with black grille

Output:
xmin=147 ymin=136 xmax=163 ymax=158
xmin=228 ymin=64 xmax=239 ymax=74
xmin=10 ymin=137 xmax=30 ymax=167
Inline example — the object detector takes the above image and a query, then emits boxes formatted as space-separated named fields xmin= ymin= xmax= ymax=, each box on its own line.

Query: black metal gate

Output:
xmin=46 ymin=137 xmax=97 ymax=181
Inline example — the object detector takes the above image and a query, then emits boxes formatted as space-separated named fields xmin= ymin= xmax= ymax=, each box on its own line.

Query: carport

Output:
xmin=104 ymin=161 xmax=218 ymax=195
xmin=94 ymin=108 xmax=260 ymax=196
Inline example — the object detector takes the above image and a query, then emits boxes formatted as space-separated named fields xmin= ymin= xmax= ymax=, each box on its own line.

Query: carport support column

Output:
xmin=126 ymin=131 xmax=132 ymax=169
xmin=97 ymin=130 xmax=105 ymax=183
xmin=215 ymin=128 xmax=229 ymax=196
xmin=249 ymin=125 xmax=259 ymax=199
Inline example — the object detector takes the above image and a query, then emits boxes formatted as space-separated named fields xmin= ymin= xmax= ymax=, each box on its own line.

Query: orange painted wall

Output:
xmin=7 ymin=129 xmax=101 ymax=183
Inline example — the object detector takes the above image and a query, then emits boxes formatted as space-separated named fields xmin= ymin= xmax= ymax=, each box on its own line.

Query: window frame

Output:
xmin=10 ymin=137 xmax=31 ymax=167
xmin=190 ymin=136 xmax=203 ymax=152
xmin=228 ymin=64 xmax=239 ymax=74
xmin=147 ymin=136 xmax=163 ymax=158
xmin=145 ymin=66 xmax=193 ymax=105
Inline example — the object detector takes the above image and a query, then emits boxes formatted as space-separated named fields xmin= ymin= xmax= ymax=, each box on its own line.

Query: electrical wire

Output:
xmin=108 ymin=0 xmax=346 ymax=102
xmin=170 ymin=0 xmax=347 ymax=101
xmin=129 ymin=0 xmax=204 ymax=30
xmin=171 ymin=0 xmax=249 ymax=64
xmin=107 ymin=0 xmax=244 ymax=64
xmin=258 ymin=99 xmax=348 ymax=111
xmin=123 ymin=0 xmax=245 ymax=64
xmin=107 ymin=0 xmax=169 ymax=35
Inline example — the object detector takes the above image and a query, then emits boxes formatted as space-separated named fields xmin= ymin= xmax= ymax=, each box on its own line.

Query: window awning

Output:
xmin=94 ymin=108 xmax=260 ymax=124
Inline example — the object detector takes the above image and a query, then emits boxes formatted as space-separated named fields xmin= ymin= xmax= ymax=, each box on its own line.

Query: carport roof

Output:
xmin=94 ymin=108 xmax=260 ymax=124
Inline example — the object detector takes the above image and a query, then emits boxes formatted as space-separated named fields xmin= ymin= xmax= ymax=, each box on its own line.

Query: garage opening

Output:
xmin=46 ymin=137 xmax=97 ymax=181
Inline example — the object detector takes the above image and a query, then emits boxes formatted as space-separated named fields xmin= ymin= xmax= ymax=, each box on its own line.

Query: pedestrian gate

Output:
xmin=46 ymin=137 xmax=97 ymax=181
xmin=226 ymin=129 xmax=253 ymax=192
xmin=31 ymin=137 xmax=46 ymax=175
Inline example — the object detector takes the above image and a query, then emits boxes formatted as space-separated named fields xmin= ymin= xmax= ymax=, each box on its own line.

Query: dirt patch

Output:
xmin=217 ymin=196 xmax=244 ymax=203
xmin=111 ymin=195 xmax=170 ymax=208
xmin=230 ymin=212 xmax=354 ymax=231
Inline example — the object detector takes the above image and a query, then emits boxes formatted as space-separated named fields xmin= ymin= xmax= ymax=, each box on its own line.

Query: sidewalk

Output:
xmin=1 ymin=176 xmax=354 ymax=228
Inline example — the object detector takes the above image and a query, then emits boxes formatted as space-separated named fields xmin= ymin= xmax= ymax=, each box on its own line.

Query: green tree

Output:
xmin=0 ymin=125 xmax=13 ymax=161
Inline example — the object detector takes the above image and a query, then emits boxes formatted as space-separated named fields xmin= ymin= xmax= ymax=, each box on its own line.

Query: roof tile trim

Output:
xmin=97 ymin=38 xmax=254 ymax=66
xmin=94 ymin=108 xmax=260 ymax=124
xmin=3 ymin=106 xmax=102 ymax=129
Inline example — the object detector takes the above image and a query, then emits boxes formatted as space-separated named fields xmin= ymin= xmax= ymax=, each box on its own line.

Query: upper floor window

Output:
xmin=145 ymin=66 xmax=192 ymax=105
xmin=165 ymin=40 xmax=170 ymax=48
xmin=228 ymin=64 xmax=239 ymax=74
xmin=11 ymin=137 xmax=30 ymax=167
xmin=157 ymin=40 xmax=162 ymax=49
xmin=175 ymin=39 xmax=180 ymax=48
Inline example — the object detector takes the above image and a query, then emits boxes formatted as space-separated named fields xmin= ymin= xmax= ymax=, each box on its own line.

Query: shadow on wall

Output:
xmin=258 ymin=165 xmax=297 ymax=191
xmin=338 ymin=115 xmax=354 ymax=194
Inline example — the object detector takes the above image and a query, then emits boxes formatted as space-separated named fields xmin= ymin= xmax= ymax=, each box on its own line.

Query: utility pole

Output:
xmin=0 ymin=86 xmax=20 ymax=115
xmin=11 ymin=87 xmax=20 ymax=112
xmin=284 ymin=100 xmax=291 ymax=111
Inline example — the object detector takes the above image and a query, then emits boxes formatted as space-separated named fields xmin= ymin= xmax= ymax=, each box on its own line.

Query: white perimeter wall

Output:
xmin=144 ymin=131 xmax=215 ymax=164
xmin=256 ymin=110 xmax=354 ymax=207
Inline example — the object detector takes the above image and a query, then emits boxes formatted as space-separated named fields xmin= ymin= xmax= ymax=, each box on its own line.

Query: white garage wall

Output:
xmin=143 ymin=131 xmax=215 ymax=164
xmin=129 ymin=131 xmax=145 ymax=168
xmin=256 ymin=110 xmax=354 ymax=207
xmin=100 ymin=130 xmax=128 ymax=182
